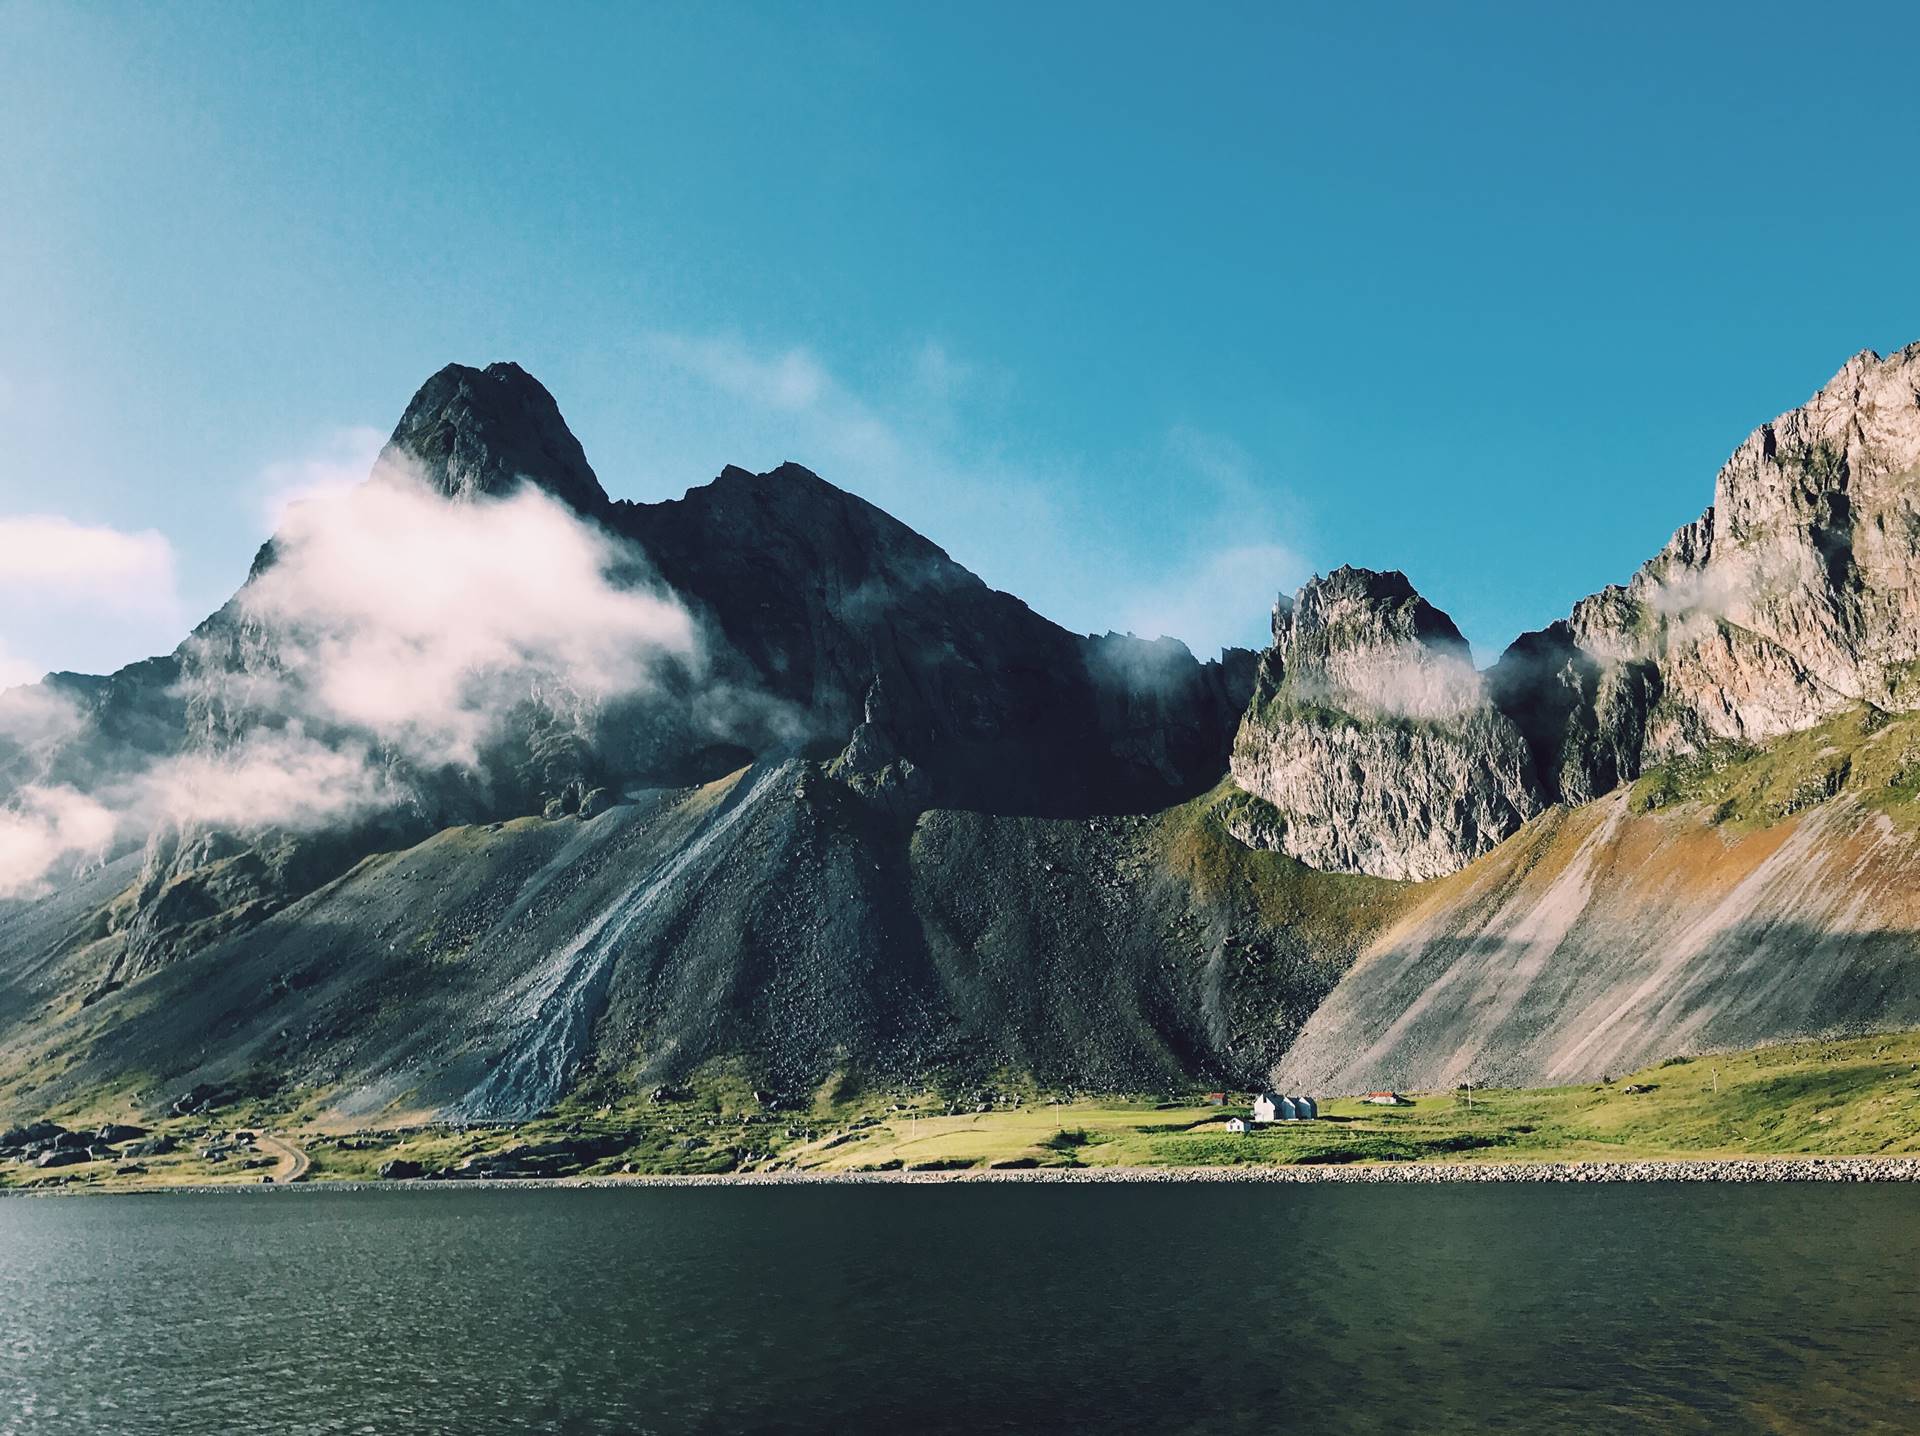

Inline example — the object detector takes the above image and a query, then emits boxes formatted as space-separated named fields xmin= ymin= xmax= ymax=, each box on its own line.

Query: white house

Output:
xmin=1225 ymin=1117 xmax=1249 ymax=1134
xmin=1253 ymin=1092 xmax=1318 ymax=1123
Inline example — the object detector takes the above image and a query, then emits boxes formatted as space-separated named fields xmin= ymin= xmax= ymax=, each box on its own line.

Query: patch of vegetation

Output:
xmin=1628 ymin=704 xmax=1920 ymax=829
xmin=9 ymin=1031 xmax=1920 ymax=1192
xmin=1158 ymin=780 xmax=1407 ymax=945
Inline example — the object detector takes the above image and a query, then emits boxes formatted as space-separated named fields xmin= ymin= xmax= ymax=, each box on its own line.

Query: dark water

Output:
xmin=3 ymin=1184 xmax=1918 ymax=1434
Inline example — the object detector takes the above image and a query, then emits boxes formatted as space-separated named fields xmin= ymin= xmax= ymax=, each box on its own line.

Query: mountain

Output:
xmin=0 ymin=362 xmax=1338 ymax=1119
xmin=4 ymin=346 xmax=1920 ymax=1125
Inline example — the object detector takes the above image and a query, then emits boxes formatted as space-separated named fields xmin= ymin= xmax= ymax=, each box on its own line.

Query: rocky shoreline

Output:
xmin=12 ymin=1154 xmax=1920 ymax=1196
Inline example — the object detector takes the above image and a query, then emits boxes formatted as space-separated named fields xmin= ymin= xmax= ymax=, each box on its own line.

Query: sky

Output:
xmin=5 ymin=2 xmax=1920 ymax=684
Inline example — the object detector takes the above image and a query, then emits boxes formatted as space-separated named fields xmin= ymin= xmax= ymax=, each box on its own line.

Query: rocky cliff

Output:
xmin=1493 ymin=343 xmax=1920 ymax=803
xmin=1228 ymin=567 xmax=1542 ymax=880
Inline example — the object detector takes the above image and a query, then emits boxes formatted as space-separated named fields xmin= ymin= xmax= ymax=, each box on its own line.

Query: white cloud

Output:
xmin=258 ymin=425 xmax=385 ymax=530
xmin=134 ymin=728 xmax=405 ymax=834
xmin=233 ymin=470 xmax=698 ymax=766
xmin=0 ymin=784 xmax=114 ymax=899
xmin=650 ymin=334 xmax=832 ymax=413
xmin=0 ymin=513 xmax=188 ymax=684
xmin=1120 ymin=541 xmax=1308 ymax=658
xmin=0 ymin=678 xmax=83 ymax=745
xmin=910 ymin=341 xmax=972 ymax=400
xmin=1301 ymin=642 xmax=1488 ymax=722
xmin=0 ymin=514 xmax=177 ymax=614
xmin=0 ymin=643 xmax=41 ymax=691
xmin=1 ymin=454 xmax=708 ymax=897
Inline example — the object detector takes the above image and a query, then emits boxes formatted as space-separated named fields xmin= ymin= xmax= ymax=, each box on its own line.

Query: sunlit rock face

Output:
xmin=1228 ymin=566 xmax=1543 ymax=882
xmin=1495 ymin=344 xmax=1920 ymax=802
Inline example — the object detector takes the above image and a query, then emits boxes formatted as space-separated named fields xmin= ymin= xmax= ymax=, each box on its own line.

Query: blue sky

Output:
xmin=5 ymin=2 xmax=1920 ymax=682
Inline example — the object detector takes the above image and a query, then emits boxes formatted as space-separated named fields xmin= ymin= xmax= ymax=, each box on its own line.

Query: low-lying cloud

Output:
xmin=234 ymin=470 xmax=697 ymax=767
xmin=1299 ymin=643 xmax=1488 ymax=723
xmin=1 ymin=462 xmax=706 ymax=897
xmin=0 ymin=784 xmax=116 ymax=899
xmin=0 ymin=514 xmax=189 ymax=681
xmin=0 ymin=514 xmax=176 ymax=610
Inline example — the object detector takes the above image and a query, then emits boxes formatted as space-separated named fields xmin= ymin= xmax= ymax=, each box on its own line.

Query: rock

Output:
xmin=1229 ymin=567 xmax=1543 ymax=879
xmin=377 ymin=1159 xmax=424 ymax=1180
xmin=94 ymin=1123 xmax=147 ymax=1145
xmin=170 ymin=1083 xmax=237 ymax=1117
xmin=576 ymin=786 xmax=613 ymax=820
xmin=1495 ymin=343 xmax=1920 ymax=798
xmin=36 ymin=1148 xmax=88 ymax=1168
xmin=379 ymin=361 xmax=613 ymax=519
xmin=126 ymin=1135 xmax=178 ymax=1157
xmin=1 ymin=1121 xmax=64 ymax=1149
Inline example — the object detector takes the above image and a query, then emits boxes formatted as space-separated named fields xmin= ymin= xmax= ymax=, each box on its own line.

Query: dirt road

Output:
xmin=254 ymin=1133 xmax=311 ymax=1183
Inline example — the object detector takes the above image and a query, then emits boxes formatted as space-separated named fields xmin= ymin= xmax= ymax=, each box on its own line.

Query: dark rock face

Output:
xmin=0 ymin=358 xmax=1280 ymax=1114
xmin=381 ymin=362 xmax=612 ymax=517
xmin=1230 ymin=567 xmax=1542 ymax=880
xmin=609 ymin=461 xmax=1252 ymax=816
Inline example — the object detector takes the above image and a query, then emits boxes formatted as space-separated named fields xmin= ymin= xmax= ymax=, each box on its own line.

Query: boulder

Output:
xmin=377 ymin=1158 xmax=424 ymax=1180
xmin=1 ymin=1121 xmax=64 ymax=1149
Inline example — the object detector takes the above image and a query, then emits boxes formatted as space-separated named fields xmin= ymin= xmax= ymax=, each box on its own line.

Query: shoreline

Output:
xmin=10 ymin=1153 xmax=1920 ymax=1196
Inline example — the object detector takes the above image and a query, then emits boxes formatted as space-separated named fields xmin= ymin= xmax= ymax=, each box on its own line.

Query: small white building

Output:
xmin=1225 ymin=1117 xmax=1249 ymax=1134
xmin=1252 ymin=1092 xmax=1318 ymax=1123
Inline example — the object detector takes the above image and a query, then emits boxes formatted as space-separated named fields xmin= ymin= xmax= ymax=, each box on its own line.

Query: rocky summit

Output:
xmin=1229 ymin=567 xmax=1543 ymax=881
xmin=5 ymin=345 xmax=1920 ymax=1124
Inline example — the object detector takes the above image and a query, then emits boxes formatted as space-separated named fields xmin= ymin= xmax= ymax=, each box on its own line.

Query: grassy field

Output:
xmin=788 ymin=1029 xmax=1920 ymax=1172
xmin=5 ymin=1029 xmax=1918 ymax=1191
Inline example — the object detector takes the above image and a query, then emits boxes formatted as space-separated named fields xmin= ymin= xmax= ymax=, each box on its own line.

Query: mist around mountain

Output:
xmin=4 ymin=345 xmax=1920 ymax=1122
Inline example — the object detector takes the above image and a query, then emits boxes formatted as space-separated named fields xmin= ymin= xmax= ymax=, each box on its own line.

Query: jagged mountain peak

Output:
xmin=1288 ymin=565 xmax=1472 ymax=662
xmin=1228 ymin=565 xmax=1542 ymax=882
xmin=381 ymin=360 xmax=611 ymax=516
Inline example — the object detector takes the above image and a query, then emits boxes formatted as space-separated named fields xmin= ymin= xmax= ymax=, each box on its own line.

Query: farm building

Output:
xmin=1252 ymin=1092 xmax=1317 ymax=1123
xmin=1225 ymin=1117 xmax=1249 ymax=1134
xmin=1364 ymin=1092 xmax=1410 ymax=1106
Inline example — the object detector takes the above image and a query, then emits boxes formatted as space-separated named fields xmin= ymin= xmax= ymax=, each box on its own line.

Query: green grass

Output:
xmin=1158 ymin=779 xmax=1407 ymax=943
xmin=6 ymin=1030 xmax=1918 ymax=1191
xmin=1629 ymin=703 xmax=1920 ymax=829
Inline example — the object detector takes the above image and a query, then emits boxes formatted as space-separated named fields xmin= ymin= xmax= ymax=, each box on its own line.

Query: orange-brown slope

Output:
xmin=1274 ymin=792 xmax=1920 ymax=1093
